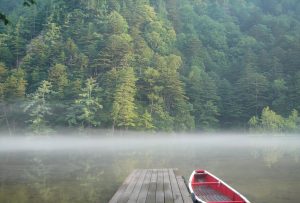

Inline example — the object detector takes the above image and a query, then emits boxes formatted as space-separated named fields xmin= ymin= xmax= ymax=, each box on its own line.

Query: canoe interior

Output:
xmin=191 ymin=171 xmax=246 ymax=203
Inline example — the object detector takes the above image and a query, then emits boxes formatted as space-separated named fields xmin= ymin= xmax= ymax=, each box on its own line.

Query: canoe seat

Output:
xmin=192 ymin=182 xmax=220 ymax=186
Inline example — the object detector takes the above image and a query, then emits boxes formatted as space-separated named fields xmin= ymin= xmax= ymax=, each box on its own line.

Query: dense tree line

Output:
xmin=0 ymin=0 xmax=300 ymax=133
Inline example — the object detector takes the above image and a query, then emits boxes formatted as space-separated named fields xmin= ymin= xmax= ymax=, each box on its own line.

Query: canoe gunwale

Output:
xmin=188 ymin=170 xmax=251 ymax=203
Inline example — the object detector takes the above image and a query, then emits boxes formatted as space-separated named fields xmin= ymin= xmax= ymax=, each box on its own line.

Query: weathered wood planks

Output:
xmin=109 ymin=169 xmax=193 ymax=203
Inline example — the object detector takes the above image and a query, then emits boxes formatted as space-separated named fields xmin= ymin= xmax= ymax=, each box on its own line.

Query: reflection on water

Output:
xmin=0 ymin=134 xmax=300 ymax=203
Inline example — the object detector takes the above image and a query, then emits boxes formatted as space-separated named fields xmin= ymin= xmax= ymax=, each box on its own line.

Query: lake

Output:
xmin=0 ymin=134 xmax=299 ymax=203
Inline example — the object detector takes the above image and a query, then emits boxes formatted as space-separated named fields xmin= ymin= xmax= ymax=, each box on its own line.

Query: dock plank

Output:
xmin=176 ymin=176 xmax=193 ymax=203
xmin=137 ymin=170 xmax=152 ymax=203
xmin=163 ymin=169 xmax=173 ymax=203
xmin=155 ymin=170 xmax=164 ymax=203
xmin=169 ymin=169 xmax=184 ymax=203
xmin=145 ymin=169 xmax=157 ymax=203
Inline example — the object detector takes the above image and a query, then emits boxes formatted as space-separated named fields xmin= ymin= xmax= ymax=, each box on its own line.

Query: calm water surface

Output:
xmin=0 ymin=135 xmax=299 ymax=203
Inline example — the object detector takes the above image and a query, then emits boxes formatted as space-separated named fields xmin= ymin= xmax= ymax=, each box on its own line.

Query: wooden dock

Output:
xmin=109 ymin=169 xmax=193 ymax=203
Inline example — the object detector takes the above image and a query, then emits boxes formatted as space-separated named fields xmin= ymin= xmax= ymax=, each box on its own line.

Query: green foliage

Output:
xmin=48 ymin=64 xmax=68 ymax=97
xmin=0 ymin=63 xmax=6 ymax=101
xmin=144 ymin=21 xmax=176 ymax=54
xmin=249 ymin=107 xmax=299 ymax=133
xmin=289 ymin=71 xmax=300 ymax=113
xmin=196 ymin=15 xmax=227 ymax=50
xmin=112 ymin=67 xmax=137 ymax=130
xmin=93 ymin=33 xmax=133 ymax=74
xmin=3 ymin=68 xmax=27 ymax=101
xmin=1 ymin=0 xmax=300 ymax=133
xmin=235 ymin=68 xmax=269 ymax=122
xmin=138 ymin=110 xmax=155 ymax=131
xmin=187 ymin=66 xmax=219 ymax=129
xmin=67 ymin=78 xmax=102 ymax=128
xmin=24 ymin=80 xmax=53 ymax=134
xmin=0 ymin=1 xmax=36 ymax=25
xmin=107 ymin=11 xmax=128 ymax=34
xmin=271 ymin=79 xmax=287 ymax=114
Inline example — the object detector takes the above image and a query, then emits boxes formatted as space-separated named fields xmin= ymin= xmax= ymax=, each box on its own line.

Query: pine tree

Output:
xmin=48 ymin=63 xmax=69 ymax=97
xmin=67 ymin=77 xmax=102 ymax=128
xmin=187 ymin=65 xmax=219 ymax=129
xmin=93 ymin=33 xmax=133 ymax=74
xmin=155 ymin=54 xmax=194 ymax=130
xmin=271 ymin=79 xmax=287 ymax=115
xmin=0 ymin=33 xmax=13 ymax=66
xmin=289 ymin=71 xmax=300 ymax=113
xmin=1 ymin=68 xmax=27 ymax=134
xmin=112 ymin=67 xmax=138 ymax=130
xmin=138 ymin=110 xmax=155 ymax=131
xmin=217 ymin=79 xmax=240 ymax=128
xmin=24 ymin=80 xmax=53 ymax=134
xmin=11 ymin=17 xmax=27 ymax=68
xmin=107 ymin=11 xmax=128 ymax=34
xmin=3 ymin=69 xmax=27 ymax=101
xmin=235 ymin=67 xmax=269 ymax=122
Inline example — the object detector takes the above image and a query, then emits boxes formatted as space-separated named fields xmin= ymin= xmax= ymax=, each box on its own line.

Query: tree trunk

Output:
xmin=3 ymin=105 xmax=12 ymax=136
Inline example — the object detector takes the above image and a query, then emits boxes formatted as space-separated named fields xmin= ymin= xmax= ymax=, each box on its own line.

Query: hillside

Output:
xmin=0 ymin=0 xmax=300 ymax=133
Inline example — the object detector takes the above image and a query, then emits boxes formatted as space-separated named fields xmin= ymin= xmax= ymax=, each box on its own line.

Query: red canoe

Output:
xmin=188 ymin=169 xmax=251 ymax=203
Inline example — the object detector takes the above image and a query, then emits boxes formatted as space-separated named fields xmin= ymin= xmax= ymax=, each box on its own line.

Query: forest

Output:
xmin=0 ymin=0 xmax=300 ymax=134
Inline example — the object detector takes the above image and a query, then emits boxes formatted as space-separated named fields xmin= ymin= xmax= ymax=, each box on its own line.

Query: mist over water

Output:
xmin=0 ymin=133 xmax=300 ymax=203
xmin=1 ymin=132 xmax=299 ymax=150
